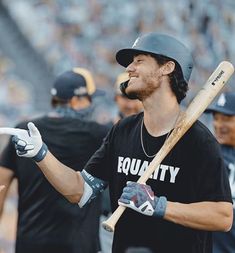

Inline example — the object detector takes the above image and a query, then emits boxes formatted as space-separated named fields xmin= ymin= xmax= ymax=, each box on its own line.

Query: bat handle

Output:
xmin=102 ymin=205 xmax=126 ymax=232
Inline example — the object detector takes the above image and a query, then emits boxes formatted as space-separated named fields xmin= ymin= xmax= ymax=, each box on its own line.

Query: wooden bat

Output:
xmin=102 ymin=60 xmax=234 ymax=232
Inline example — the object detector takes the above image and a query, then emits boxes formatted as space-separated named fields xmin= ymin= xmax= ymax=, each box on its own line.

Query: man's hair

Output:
xmin=51 ymin=97 xmax=70 ymax=108
xmin=154 ymin=54 xmax=188 ymax=103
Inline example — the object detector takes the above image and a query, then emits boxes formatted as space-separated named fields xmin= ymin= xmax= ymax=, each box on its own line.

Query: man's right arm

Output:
xmin=0 ymin=122 xmax=107 ymax=205
xmin=37 ymin=151 xmax=84 ymax=203
xmin=38 ymin=152 xmax=108 ymax=205
xmin=0 ymin=122 xmax=85 ymax=204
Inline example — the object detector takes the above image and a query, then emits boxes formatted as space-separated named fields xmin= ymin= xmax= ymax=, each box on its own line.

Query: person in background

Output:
xmin=205 ymin=92 xmax=235 ymax=253
xmin=114 ymin=72 xmax=143 ymax=123
xmin=0 ymin=32 xmax=233 ymax=253
xmin=0 ymin=67 xmax=110 ymax=253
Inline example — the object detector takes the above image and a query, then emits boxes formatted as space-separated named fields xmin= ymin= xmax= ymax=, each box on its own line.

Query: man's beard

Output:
xmin=127 ymin=84 xmax=157 ymax=101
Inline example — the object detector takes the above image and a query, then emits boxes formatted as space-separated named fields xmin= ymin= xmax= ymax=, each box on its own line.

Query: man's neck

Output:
xmin=142 ymin=93 xmax=180 ymax=137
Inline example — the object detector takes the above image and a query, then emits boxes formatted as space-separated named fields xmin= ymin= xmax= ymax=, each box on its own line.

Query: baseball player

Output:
xmin=205 ymin=92 xmax=235 ymax=253
xmin=0 ymin=68 xmax=110 ymax=253
xmin=0 ymin=33 xmax=233 ymax=253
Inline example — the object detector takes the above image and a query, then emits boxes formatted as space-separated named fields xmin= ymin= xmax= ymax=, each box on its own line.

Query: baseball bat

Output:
xmin=102 ymin=60 xmax=234 ymax=232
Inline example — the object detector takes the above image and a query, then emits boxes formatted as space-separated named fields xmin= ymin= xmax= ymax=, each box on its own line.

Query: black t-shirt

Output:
xmin=85 ymin=112 xmax=232 ymax=253
xmin=0 ymin=115 xmax=110 ymax=253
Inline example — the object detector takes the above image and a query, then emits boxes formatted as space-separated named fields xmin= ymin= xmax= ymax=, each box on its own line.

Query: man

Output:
xmin=0 ymin=32 xmax=233 ymax=253
xmin=114 ymin=72 xmax=143 ymax=122
xmin=205 ymin=92 xmax=235 ymax=253
xmin=0 ymin=67 xmax=110 ymax=253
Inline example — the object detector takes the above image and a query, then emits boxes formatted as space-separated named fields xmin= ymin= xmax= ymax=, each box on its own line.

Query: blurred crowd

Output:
xmin=0 ymin=0 xmax=235 ymax=125
xmin=3 ymin=0 xmax=235 ymax=84
xmin=0 ymin=0 xmax=235 ymax=252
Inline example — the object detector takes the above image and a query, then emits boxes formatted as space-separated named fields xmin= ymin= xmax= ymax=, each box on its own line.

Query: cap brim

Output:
xmin=204 ymin=105 xmax=235 ymax=116
xmin=116 ymin=48 xmax=152 ymax=67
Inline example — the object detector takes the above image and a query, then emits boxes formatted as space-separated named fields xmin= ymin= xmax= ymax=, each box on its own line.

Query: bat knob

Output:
xmin=102 ymin=220 xmax=115 ymax=232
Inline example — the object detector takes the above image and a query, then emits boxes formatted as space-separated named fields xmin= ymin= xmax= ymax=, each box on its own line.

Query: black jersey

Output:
xmin=0 ymin=115 xmax=110 ymax=253
xmin=85 ymin=112 xmax=232 ymax=253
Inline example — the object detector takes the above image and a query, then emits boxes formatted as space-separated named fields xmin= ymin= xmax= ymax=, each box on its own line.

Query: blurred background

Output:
xmin=0 ymin=0 xmax=235 ymax=252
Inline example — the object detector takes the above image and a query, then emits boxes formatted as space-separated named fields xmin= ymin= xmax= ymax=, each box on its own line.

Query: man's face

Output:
xmin=125 ymin=54 xmax=163 ymax=100
xmin=213 ymin=112 xmax=235 ymax=147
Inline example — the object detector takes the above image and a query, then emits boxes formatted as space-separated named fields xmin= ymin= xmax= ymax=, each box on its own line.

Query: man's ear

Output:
xmin=161 ymin=61 xmax=175 ymax=76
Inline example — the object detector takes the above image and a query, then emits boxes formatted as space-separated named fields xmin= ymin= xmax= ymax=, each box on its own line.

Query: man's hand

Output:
xmin=118 ymin=181 xmax=167 ymax=218
xmin=0 ymin=122 xmax=48 ymax=162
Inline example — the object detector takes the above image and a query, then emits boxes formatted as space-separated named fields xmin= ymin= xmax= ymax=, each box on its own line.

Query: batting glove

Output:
xmin=118 ymin=181 xmax=167 ymax=218
xmin=0 ymin=122 xmax=48 ymax=162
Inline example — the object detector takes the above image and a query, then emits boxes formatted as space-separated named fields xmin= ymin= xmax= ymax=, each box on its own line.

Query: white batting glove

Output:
xmin=0 ymin=122 xmax=48 ymax=162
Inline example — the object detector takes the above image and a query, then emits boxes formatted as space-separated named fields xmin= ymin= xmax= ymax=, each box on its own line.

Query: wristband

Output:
xmin=153 ymin=196 xmax=167 ymax=218
xmin=79 ymin=170 xmax=108 ymax=207
xmin=32 ymin=143 xmax=48 ymax=162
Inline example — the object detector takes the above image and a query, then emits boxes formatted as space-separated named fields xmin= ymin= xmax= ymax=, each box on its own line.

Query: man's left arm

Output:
xmin=164 ymin=200 xmax=233 ymax=231
xmin=119 ymin=182 xmax=233 ymax=232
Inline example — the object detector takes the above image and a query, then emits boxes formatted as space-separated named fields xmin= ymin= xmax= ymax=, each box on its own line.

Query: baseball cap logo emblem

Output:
xmin=132 ymin=37 xmax=140 ymax=48
xmin=217 ymin=93 xmax=226 ymax=107
xmin=51 ymin=88 xmax=57 ymax=96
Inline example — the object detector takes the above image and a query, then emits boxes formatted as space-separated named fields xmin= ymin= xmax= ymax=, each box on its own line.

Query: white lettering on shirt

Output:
xmin=117 ymin=156 xmax=180 ymax=183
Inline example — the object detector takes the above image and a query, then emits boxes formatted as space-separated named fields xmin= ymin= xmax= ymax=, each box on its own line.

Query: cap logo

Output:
xmin=217 ymin=93 xmax=226 ymax=107
xmin=74 ymin=86 xmax=87 ymax=96
xmin=51 ymin=88 xmax=57 ymax=96
xmin=132 ymin=37 xmax=140 ymax=48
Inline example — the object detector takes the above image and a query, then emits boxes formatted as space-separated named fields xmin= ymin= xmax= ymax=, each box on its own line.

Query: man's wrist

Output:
xmin=32 ymin=143 xmax=48 ymax=162
xmin=153 ymin=196 xmax=167 ymax=218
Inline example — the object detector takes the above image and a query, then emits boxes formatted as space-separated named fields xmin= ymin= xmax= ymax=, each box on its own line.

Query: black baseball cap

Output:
xmin=205 ymin=92 xmax=235 ymax=116
xmin=51 ymin=67 xmax=103 ymax=100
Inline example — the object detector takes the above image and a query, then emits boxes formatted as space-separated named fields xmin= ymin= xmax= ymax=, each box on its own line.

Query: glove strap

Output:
xmin=153 ymin=196 xmax=167 ymax=218
xmin=32 ymin=143 xmax=48 ymax=162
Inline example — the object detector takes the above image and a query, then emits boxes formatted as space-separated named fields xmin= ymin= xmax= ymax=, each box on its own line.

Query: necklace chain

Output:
xmin=140 ymin=112 xmax=181 ymax=158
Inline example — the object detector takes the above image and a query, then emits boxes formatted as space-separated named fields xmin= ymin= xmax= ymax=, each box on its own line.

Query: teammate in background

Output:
xmin=0 ymin=32 xmax=233 ymax=253
xmin=205 ymin=92 xmax=235 ymax=253
xmin=0 ymin=68 xmax=110 ymax=253
xmin=114 ymin=72 xmax=143 ymax=123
